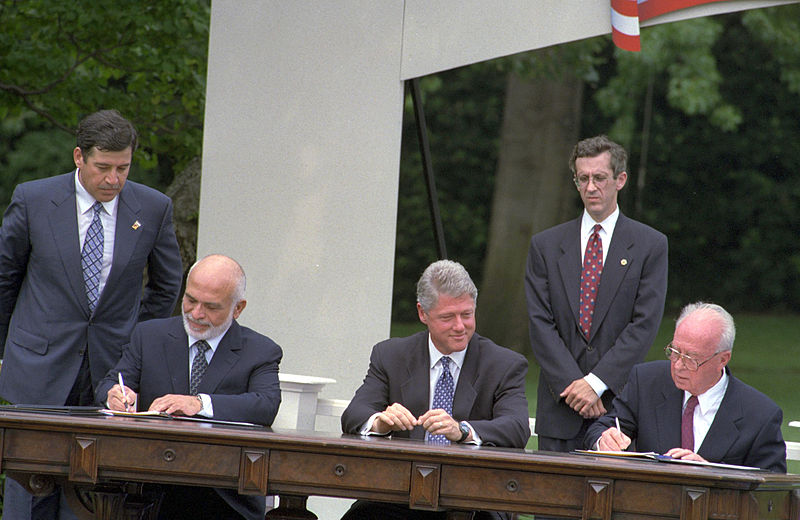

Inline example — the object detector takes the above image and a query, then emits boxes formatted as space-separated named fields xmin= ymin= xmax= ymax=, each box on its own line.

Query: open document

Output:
xmin=574 ymin=450 xmax=762 ymax=471
xmin=98 ymin=409 xmax=262 ymax=427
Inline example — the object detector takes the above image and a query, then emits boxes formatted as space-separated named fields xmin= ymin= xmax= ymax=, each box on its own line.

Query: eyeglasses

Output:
xmin=664 ymin=344 xmax=720 ymax=372
xmin=573 ymin=173 xmax=611 ymax=189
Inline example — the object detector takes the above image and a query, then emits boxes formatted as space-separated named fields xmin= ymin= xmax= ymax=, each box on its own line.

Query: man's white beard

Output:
xmin=182 ymin=309 xmax=234 ymax=341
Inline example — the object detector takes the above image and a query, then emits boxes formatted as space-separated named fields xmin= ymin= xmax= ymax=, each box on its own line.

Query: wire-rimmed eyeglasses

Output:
xmin=573 ymin=173 xmax=611 ymax=189
xmin=664 ymin=344 xmax=720 ymax=371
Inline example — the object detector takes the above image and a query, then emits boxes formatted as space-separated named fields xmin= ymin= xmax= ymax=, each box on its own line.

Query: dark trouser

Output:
xmin=156 ymin=486 xmax=251 ymax=520
xmin=536 ymin=418 xmax=592 ymax=453
xmin=342 ymin=500 xmax=511 ymax=520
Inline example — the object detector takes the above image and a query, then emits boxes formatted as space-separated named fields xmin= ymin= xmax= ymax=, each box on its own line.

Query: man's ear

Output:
xmin=232 ymin=299 xmax=247 ymax=319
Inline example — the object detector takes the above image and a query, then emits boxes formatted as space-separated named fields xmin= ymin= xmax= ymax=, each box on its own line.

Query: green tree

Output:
xmin=0 ymin=0 xmax=210 ymax=206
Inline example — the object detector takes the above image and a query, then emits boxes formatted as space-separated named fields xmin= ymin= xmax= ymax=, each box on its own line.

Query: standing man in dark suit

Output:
xmin=0 ymin=109 xmax=183 ymax=518
xmin=525 ymin=135 xmax=668 ymax=453
xmin=584 ymin=302 xmax=786 ymax=473
xmin=98 ymin=254 xmax=283 ymax=520
xmin=341 ymin=259 xmax=530 ymax=520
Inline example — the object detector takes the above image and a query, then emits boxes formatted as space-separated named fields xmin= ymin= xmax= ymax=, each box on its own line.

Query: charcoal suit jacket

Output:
xmin=341 ymin=331 xmax=530 ymax=448
xmin=95 ymin=316 xmax=283 ymax=519
xmin=584 ymin=361 xmax=786 ymax=472
xmin=525 ymin=212 xmax=668 ymax=440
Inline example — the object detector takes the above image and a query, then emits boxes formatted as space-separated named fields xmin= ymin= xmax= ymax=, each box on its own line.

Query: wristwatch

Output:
xmin=457 ymin=421 xmax=470 ymax=443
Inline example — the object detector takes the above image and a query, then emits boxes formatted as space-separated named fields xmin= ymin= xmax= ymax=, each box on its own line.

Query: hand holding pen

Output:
xmin=597 ymin=416 xmax=632 ymax=451
xmin=115 ymin=372 xmax=136 ymax=412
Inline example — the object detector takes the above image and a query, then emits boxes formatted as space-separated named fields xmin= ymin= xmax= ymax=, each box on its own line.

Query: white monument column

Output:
xmin=199 ymin=1 xmax=405 ymax=409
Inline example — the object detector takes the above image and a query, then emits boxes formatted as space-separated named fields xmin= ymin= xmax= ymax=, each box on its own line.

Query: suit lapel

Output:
xmin=197 ymin=321 xmax=243 ymax=394
xmin=48 ymin=173 xmax=88 ymax=315
xmin=590 ymin=213 xmax=633 ymax=340
xmin=164 ymin=319 xmax=191 ymax=394
xmin=452 ymin=335 xmax=479 ymax=420
xmin=654 ymin=384 xmax=683 ymax=451
xmin=99 ymin=183 xmax=143 ymax=305
xmin=400 ymin=333 xmax=432 ymax=440
xmin=556 ymin=218 xmax=583 ymax=330
xmin=697 ymin=371 xmax=741 ymax=461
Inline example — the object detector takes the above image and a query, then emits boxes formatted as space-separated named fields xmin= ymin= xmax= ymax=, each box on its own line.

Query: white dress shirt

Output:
xmin=684 ymin=370 xmax=729 ymax=452
xmin=75 ymin=170 xmax=117 ymax=298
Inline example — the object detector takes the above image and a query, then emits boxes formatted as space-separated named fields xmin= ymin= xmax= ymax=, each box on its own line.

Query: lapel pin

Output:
xmin=132 ymin=221 xmax=141 ymax=230
xmin=620 ymin=259 xmax=628 ymax=266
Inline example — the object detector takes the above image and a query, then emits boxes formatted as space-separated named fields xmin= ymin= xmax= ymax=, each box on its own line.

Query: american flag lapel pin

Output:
xmin=132 ymin=220 xmax=141 ymax=230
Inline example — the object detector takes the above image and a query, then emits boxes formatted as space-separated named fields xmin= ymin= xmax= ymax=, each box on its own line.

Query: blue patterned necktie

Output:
xmin=428 ymin=356 xmax=454 ymax=444
xmin=189 ymin=340 xmax=211 ymax=395
xmin=81 ymin=201 xmax=104 ymax=313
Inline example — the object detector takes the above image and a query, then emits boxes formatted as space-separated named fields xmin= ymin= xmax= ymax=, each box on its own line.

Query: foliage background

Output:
xmin=393 ymin=6 xmax=800 ymax=322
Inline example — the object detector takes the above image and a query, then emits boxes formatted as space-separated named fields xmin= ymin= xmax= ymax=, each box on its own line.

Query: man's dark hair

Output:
xmin=569 ymin=135 xmax=627 ymax=177
xmin=77 ymin=109 xmax=138 ymax=159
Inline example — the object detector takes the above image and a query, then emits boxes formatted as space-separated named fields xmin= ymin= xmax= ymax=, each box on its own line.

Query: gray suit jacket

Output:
xmin=341 ymin=331 xmax=531 ymax=448
xmin=95 ymin=316 xmax=283 ymax=519
xmin=584 ymin=361 xmax=786 ymax=472
xmin=0 ymin=171 xmax=183 ymax=405
xmin=525 ymin=212 xmax=667 ymax=440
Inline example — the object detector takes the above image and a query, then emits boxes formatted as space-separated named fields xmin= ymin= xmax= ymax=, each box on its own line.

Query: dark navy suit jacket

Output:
xmin=584 ymin=361 xmax=786 ymax=473
xmin=525 ymin=212 xmax=668 ymax=440
xmin=0 ymin=171 xmax=183 ymax=405
xmin=95 ymin=316 xmax=283 ymax=518
xmin=341 ymin=331 xmax=530 ymax=448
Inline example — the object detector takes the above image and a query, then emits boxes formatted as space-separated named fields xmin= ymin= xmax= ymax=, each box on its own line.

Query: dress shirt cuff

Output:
xmin=197 ymin=393 xmax=213 ymax=417
xmin=584 ymin=373 xmax=608 ymax=398
xmin=359 ymin=412 xmax=390 ymax=436
xmin=462 ymin=421 xmax=481 ymax=445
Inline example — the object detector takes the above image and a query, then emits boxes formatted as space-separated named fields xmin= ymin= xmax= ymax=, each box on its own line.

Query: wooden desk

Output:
xmin=1 ymin=410 xmax=799 ymax=520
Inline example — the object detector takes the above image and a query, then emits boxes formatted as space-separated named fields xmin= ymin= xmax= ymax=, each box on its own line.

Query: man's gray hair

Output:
xmin=188 ymin=254 xmax=246 ymax=303
xmin=676 ymin=302 xmax=736 ymax=353
xmin=416 ymin=260 xmax=477 ymax=313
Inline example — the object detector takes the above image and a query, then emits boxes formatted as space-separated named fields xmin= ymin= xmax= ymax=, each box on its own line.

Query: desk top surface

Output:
xmin=1 ymin=408 xmax=798 ymax=491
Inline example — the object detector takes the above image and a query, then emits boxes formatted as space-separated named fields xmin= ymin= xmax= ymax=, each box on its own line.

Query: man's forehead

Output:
xmin=431 ymin=293 xmax=475 ymax=311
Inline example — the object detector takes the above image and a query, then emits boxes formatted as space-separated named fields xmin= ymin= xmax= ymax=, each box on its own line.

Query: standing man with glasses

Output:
xmin=584 ymin=302 xmax=786 ymax=472
xmin=525 ymin=135 xmax=668 ymax=454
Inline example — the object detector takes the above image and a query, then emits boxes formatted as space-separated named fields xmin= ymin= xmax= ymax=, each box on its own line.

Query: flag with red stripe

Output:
xmin=611 ymin=0 xmax=729 ymax=52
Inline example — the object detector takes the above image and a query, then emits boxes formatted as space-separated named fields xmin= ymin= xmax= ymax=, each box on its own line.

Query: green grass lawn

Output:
xmin=393 ymin=312 xmax=800 ymax=473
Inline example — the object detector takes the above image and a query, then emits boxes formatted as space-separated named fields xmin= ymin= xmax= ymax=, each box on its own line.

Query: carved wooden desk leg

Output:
xmin=265 ymin=494 xmax=318 ymax=519
xmin=63 ymin=483 xmax=162 ymax=520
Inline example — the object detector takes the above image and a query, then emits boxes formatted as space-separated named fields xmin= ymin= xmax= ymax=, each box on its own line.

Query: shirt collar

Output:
xmin=75 ymin=169 xmax=119 ymax=216
xmin=581 ymin=206 xmax=620 ymax=239
xmin=187 ymin=324 xmax=232 ymax=354
xmin=427 ymin=333 xmax=467 ymax=370
xmin=685 ymin=368 xmax=729 ymax=414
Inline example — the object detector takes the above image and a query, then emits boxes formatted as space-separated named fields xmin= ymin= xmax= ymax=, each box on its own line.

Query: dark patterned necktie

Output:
xmin=681 ymin=395 xmax=699 ymax=450
xmin=428 ymin=356 xmax=454 ymax=445
xmin=81 ymin=201 xmax=104 ymax=313
xmin=189 ymin=340 xmax=211 ymax=395
xmin=579 ymin=224 xmax=603 ymax=337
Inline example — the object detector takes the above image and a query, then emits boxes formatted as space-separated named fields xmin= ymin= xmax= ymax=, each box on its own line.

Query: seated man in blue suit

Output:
xmin=584 ymin=302 xmax=786 ymax=472
xmin=96 ymin=254 xmax=283 ymax=519
xmin=341 ymin=259 xmax=530 ymax=519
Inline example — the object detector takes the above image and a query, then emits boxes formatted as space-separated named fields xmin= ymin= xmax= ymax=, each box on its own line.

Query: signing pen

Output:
xmin=118 ymin=372 xmax=131 ymax=412
xmin=615 ymin=417 xmax=621 ymax=434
